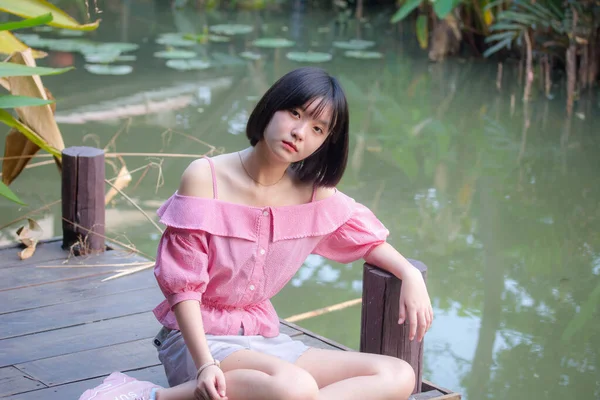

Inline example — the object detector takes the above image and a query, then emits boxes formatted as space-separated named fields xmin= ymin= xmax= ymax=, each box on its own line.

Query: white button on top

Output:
xmin=260 ymin=249 xmax=266 ymax=255
xmin=249 ymin=284 xmax=255 ymax=291
xmin=262 ymin=210 xmax=269 ymax=217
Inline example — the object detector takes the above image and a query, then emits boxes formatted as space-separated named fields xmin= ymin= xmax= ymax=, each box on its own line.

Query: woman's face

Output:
xmin=262 ymin=99 xmax=332 ymax=163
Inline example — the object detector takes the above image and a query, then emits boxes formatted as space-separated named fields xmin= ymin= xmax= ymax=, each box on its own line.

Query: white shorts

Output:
xmin=154 ymin=327 xmax=310 ymax=387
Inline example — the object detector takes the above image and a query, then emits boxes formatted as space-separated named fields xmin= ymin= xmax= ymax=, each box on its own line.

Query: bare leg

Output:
xmin=295 ymin=348 xmax=415 ymax=400
xmin=155 ymin=349 xmax=319 ymax=400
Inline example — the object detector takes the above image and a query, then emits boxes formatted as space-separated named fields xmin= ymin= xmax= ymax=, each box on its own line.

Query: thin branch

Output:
xmin=104 ymin=179 xmax=164 ymax=234
xmin=284 ymin=298 xmax=363 ymax=323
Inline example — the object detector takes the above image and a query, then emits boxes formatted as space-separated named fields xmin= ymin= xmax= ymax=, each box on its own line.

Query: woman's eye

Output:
xmin=290 ymin=109 xmax=300 ymax=117
xmin=314 ymin=126 xmax=323 ymax=134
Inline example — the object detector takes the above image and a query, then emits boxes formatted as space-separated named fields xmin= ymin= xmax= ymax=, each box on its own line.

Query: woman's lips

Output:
xmin=282 ymin=141 xmax=297 ymax=152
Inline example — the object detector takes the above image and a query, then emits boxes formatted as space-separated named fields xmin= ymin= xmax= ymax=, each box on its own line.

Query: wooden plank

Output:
xmin=294 ymin=334 xmax=342 ymax=351
xmin=422 ymin=379 xmax=454 ymax=395
xmin=0 ymin=312 xmax=161 ymax=367
xmin=412 ymin=389 xmax=445 ymax=399
xmin=61 ymin=147 xmax=106 ymax=253
xmin=0 ymin=240 xmax=67 ymax=269
xmin=4 ymin=365 xmax=168 ymax=400
xmin=0 ymin=267 xmax=156 ymax=315
xmin=0 ymin=250 xmax=149 ymax=292
xmin=278 ymin=321 xmax=303 ymax=337
xmin=17 ymin=338 xmax=160 ymax=386
xmin=280 ymin=319 xmax=352 ymax=351
xmin=0 ymin=286 xmax=163 ymax=339
xmin=0 ymin=366 xmax=46 ymax=396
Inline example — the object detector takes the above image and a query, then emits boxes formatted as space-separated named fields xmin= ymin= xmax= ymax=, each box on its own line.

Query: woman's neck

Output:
xmin=239 ymin=145 xmax=290 ymax=187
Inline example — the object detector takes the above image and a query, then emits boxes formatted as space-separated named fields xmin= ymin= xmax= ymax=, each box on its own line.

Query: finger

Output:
xmin=417 ymin=311 xmax=427 ymax=342
xmin=216 ymin=372 xmax=227 ymax=398
xmin=409 ymin=307 xmax=418 ymax=341
xmin=398 ymin=301 xmax=406 ymax=324
xmin=205 ymin=381 xmax=221 ymax=400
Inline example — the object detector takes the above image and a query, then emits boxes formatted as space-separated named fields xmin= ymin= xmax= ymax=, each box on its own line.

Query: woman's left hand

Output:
xmin=398 ymin=268 xmax=433 ymax=342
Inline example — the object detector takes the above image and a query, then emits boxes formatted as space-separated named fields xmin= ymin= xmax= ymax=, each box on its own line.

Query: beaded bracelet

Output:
xmin=196 ymin=359 xmax=221 ymax=380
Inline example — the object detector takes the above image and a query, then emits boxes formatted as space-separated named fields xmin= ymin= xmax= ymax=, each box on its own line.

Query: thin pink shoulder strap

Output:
xmin=202 ymin=157 xmax=218 ymax=199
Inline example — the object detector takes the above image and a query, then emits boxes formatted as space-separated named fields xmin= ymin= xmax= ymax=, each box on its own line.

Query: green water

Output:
xmin=1 ymin=1 xmax=599 ymax=399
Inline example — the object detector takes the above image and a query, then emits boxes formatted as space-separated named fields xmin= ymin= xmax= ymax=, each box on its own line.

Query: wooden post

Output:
xmin=360 ymin=259 xmax=428 ymax=394
xmin=61 ymin=146 xmax=106 ymax=254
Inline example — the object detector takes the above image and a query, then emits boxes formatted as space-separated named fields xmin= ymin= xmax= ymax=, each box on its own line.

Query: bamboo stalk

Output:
xmin=284 ymin=298 xmax=362 ymax=323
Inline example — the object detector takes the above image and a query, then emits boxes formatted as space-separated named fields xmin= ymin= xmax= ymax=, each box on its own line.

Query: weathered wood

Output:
xmin=412 ymin=389 xmax=445 ymax=399
xmin=0 ymin=287 xmax=163 ymax=339
xmin=360 ymin=259 xmax=428 ymax=394
xmin=0 ymin=264 xmax=155 ymax=314
xmin=61 ymin=146 xmax=106 ymax=254
xmin=5 ymin=365 xmax=168 ymax=400
xmin=0 ymin=239 xmax=66 ymax=269
xmin=17 ymin=338 xmax=159 ymax=386
xmin=0 ymin=366 xmax=46 ymax=396
xmin=0 ymin=312 xmax=160 ymax=367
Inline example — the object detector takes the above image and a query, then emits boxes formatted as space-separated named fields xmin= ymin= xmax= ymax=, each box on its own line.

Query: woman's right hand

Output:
xmin=195 ymin=365 xmax=227 ymax=400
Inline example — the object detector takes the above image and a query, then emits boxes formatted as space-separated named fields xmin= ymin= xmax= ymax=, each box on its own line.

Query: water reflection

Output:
xmin=1 ymin=1 xmax=599 ymax=399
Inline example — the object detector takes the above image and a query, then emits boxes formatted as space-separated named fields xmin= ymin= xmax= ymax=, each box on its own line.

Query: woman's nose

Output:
xmin=291 ymin=122 xmax=307 ymax=140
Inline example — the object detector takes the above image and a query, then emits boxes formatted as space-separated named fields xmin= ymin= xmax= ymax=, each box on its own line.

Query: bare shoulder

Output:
xmin=313 ymin=186 xmax=337 ymax=201
xmin=178 ymin=158 xmax=215 ymax=198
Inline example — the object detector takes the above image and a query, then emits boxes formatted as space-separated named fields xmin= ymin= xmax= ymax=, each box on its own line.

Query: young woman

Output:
xmin=149 ymin=67 xmax=433 ymax=400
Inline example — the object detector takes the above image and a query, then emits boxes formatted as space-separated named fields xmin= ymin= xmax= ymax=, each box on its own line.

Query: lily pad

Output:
xmin=286 ymin=51 xmax=332 ymax=63
xmin=84 ymin=51 xmax=121 ymax=63
xmin=209 ymin=35 xmax=231 ymax=43
xmin=333 ymin=40 xmax=375 ymax=50
xmin=33 ymin=26 xmax=54 ymax=33
xmin=96 ymin=42 xmax=139 ymax=53
xmin=58 ymin=29 xmax=85 ymax=37
xmin=344 ymin=50 xmax=383 ymax=59
xmin=156 ymin=33 xmax=197 ymax=47
xmin=84 ymin=64 xmax=133 ymax=75
xmin=166 ymin=59 xmax=211 ymax=71
xmin=209 ymin=24 xmax=254 ymax=35
xmin=13 ymin=33 xmax=40 ymax=42
xmin=154 ymin=49 xmax=197 ymax=59
xmin=239 ymin=51 xmax=262 ymax=60
xmin=252 ymin=38 xmax=295 ymax=48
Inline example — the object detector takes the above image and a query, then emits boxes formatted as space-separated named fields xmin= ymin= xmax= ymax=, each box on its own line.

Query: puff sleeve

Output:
xmin=154 ymin=226 xmax=209 ymax=310
xmin=313 ymin=202 xmax=389 ymax=263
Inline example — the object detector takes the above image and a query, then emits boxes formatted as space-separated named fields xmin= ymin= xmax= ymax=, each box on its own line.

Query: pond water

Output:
xmin=1 ymin=1 xmax=599 ymax=399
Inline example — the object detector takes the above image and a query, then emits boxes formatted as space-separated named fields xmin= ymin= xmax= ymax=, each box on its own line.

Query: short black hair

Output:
xmin=246 ymin=67 xmax=349 ymax=188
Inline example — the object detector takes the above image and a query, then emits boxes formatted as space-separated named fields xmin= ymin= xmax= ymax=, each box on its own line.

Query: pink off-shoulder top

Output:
xmin=153 ymin=158 xmax=389 ymax=338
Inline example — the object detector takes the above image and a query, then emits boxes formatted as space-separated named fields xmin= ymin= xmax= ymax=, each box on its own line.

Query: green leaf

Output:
xmin=391 ymin=0 xmax=422 ymax=23
xmin=0 ymin=95 xmax=54 ymax=108
xmin=416 ymin=15 xmax=428 ymax=49
xmin=0 ymin=62 xmax=72 ymax=77
xmin=0 ymin=12 xmax=52 ymax=32
xmin=489 ymin=23 xmax=524 ymax=32
xmin=485 ymin=31 xmax=517 ymax=43
xmin=433 ymin=0 xmax=461 ymax=19
xmin=0 ymin=0 xmax=99 ymax=31
xmin=0 ymin=109 xmax=61 ymax=158
xmin=483 ymin=36 xmax=513 ymax=57
xmin=0 ymin=181 xmax=25 ymax=205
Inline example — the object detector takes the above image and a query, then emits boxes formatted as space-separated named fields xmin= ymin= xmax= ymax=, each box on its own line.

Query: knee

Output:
xmin=273 ymin=367 xmax=319 ymax=400
xmin=378 ymin=357 xmax=416 ymax=400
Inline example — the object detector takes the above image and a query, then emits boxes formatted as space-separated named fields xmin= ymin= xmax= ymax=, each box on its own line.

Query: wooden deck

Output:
xmin=0 ymin=239 xmax=457 ymax=399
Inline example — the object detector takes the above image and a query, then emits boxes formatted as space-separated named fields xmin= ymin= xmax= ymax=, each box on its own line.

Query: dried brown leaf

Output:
xmin=6 ymin=50 xmax=65 ymax=151
xmin=18 ymin=243 xmax=37 ymax=260
xmin=2 ymin=127 xmax=40 ymax=185
xmin=16 ymin=218 xmax=43 ymax=247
